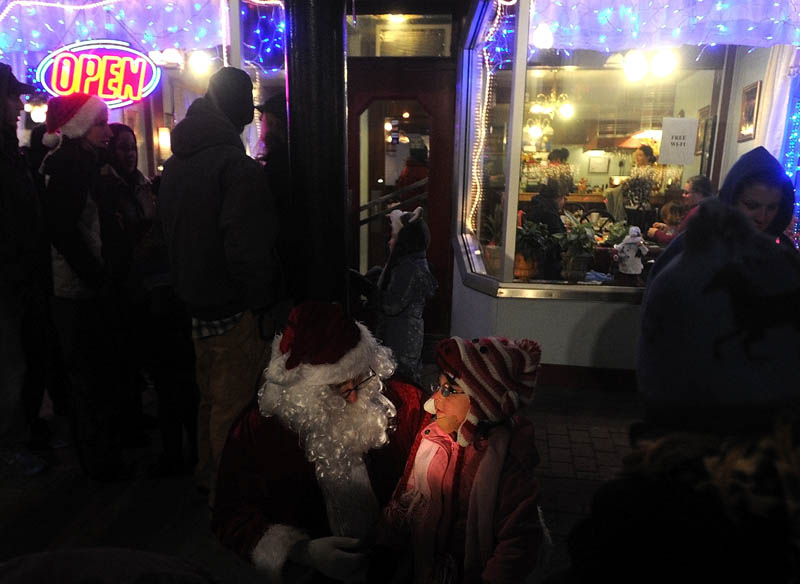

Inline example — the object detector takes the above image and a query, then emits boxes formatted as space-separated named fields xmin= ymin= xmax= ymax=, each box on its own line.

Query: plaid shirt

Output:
xmin=191 ymin=311 xmax=245 ymax=340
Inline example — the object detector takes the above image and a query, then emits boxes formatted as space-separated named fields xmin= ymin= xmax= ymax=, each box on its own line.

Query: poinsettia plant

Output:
xmin=516 ymin=220 xmax=552 ymax=261
xmin=554 ymin=223 xmax=596 ymax=257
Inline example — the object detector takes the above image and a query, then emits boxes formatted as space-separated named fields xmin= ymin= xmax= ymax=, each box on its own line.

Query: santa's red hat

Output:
xmin=433 ymin=336 xmax=541 ymax=446
xmin=42 ymin=93 xmax=107 ymax=148
xmin=261 ymin=301 xmax=395 ymax=394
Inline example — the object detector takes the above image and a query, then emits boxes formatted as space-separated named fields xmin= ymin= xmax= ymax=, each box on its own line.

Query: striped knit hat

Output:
xmin=435 ymin=336 xmax=541 ymax=446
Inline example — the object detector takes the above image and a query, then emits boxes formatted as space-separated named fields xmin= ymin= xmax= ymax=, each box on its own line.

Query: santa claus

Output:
xmin=212 ymin=301 xmax=424 ymax=583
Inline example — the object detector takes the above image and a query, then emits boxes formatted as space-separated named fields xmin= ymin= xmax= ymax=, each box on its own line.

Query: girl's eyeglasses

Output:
xmin=430 ymin=380 xmax=465 ymax=398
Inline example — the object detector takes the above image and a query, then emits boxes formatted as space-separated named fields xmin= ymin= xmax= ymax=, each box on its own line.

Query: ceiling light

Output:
xmin=559 ymin=102 xmax=574 ymax=119
xmin=188 ymin=51 xmax=212 ymax=76
xmin=30 ymin=104 xmax=47 ymax=123
xmin=402 ymin=111 xmax=410 ymax=119
xmin=532 ymin=23 xmax=554 ymax=50
xmin=624 ymin=50 xmax=648 ymax=82
xmin=384 ymin=121 xmax=393 ymax=132
xmin=387 ymin=14 xmax=406 ymax=24
xmin=650 ymin=49 xmax=678 ymax=78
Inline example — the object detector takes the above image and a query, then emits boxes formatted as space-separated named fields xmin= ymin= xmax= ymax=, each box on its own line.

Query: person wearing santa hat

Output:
xmin=39 ymin=92 xmax=132 ymax=480
xmin=0 ymin=63 xmax=48 ymax=475
xmin=212 ymin=301 xmax=425 ymax=583
xmin=383 ymin=336 xmax=547 ymax=584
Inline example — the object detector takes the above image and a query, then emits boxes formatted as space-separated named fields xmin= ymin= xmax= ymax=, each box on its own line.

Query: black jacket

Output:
xmin=41 ymin=139 xmax=106 ymax=293
xmin=0 ymin=130 xmax=47 ymax=292
xmin=159 ymin=97 xmax=280 ymax=320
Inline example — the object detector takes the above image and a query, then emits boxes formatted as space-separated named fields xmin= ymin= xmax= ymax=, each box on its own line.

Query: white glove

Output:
xmin=298 ymin=536 xmax=368 ymax=582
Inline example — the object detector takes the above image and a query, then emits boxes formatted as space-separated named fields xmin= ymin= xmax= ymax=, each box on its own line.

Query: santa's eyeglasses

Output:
xmin=337 ymin=370 xmax=377 ymax=401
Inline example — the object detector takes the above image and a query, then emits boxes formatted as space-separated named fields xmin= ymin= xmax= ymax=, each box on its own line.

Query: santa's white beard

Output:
xmin=263 ymin=378 xmax=394 ymax=482
xmin=263 ymin=379 xmax=394 ymax=538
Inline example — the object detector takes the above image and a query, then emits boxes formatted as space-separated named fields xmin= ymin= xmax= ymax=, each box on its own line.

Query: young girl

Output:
xmin=647 ymin=200 xmax=686 ymax=245
xmin=383 ymin=336 xmax=546 ymax=584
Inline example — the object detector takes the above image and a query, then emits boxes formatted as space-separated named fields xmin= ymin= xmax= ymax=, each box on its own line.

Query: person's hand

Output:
xmin=647 ymin=227 xmax=659 ymax=240
xmin=652 ymin=222 xmax=667 ymax=231
xmin=292 ymin=536 xmax=369 ymax=582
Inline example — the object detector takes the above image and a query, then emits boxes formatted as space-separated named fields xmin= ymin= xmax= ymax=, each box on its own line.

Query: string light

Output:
xmin=781 ymin=93 xmax=800 ymax=249
xmin=0 ymin=0 xmax=118 ymax=27
xmin=0 ymin=0 xmax=224 ymax=76
xmin=468 ymin=0 xmax=511 ymax=233
xmin=528 ymin=0 xmax=800 ymax=51
xmin=240 ymin=0 xmax=285 ymax=74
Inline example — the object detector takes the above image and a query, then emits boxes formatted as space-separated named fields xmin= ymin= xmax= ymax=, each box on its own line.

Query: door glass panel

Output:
xmin=358 ymin=99 xmax=431 ymax=272
xmin=347 ymin=15 xmax=452 ymax=57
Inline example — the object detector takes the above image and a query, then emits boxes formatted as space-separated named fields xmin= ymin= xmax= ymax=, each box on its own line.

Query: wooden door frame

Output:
xmin=347 ymin=57 xmax=456 ymax=336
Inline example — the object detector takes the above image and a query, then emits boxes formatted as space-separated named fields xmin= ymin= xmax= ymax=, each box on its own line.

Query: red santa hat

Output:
xmin=262 ymin=301 xmax=395 ymax=391
xmin=434 ymin=336 xmax=541 ymax=446
xmin=42 ymin=93 xmax=107 ymax=148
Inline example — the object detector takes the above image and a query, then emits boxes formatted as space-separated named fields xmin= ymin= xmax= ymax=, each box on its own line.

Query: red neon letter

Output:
xmin=120 ymin=57 xmax=146 ymax=101
xmin=51 ymin=52 xmax=78 ymax=94
xmin=101 ymin=56 xmax=123 ymax=99
xmin=78 ymin=54 xmax=103 ymax=96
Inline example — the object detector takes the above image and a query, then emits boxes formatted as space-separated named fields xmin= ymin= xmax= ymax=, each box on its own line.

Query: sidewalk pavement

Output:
xmin=0 ymin=382 xmax=644 ymax=582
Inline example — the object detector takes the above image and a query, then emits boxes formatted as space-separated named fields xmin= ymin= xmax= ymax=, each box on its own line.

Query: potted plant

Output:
xmin=554 ymin=223 xmax=596 ymax=281
xmin=514 ymin=220 xmax=551 ymax=281
xmin=603 ymin=220 xmax=629 ymax=247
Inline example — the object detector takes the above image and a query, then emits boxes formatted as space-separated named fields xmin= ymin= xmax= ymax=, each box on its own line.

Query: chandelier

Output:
xmin=524 ymin=70 xmax=574 ymax=142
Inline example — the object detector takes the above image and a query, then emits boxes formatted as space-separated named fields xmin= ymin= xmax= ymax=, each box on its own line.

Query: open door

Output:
xmin=348 ymin=58 xmax=456 ymax=338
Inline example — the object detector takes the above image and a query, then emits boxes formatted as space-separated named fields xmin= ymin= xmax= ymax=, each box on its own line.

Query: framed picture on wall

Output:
xmin=695 ymin=106 xmax=710 ymax=155
xmin=588 ymin=156 xmax=609 ymax=174
xmin=737 ymin=81 xmax=761 ymax=142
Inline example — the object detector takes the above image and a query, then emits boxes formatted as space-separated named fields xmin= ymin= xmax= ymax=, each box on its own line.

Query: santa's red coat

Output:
xmin=211 ymin=378 xmax=425 ymax=575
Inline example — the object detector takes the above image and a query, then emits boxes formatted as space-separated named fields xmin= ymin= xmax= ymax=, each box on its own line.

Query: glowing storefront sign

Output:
xmin=36 ymin=40 xmax=162 ymax=109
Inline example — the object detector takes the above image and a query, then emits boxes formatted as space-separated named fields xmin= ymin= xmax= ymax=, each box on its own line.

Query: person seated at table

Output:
xmin=646 ymin=200 xmax=686 ymax=245
xmin=526 ymin=180 xmax=566 ymax=279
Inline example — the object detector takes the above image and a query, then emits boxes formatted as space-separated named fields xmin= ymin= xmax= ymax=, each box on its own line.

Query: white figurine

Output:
xmin=614 ymin=226 xmax=649 ymax=276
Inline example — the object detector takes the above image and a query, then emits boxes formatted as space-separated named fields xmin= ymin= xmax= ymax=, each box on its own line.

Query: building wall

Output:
xmin=673 ymin=69 xmax=717 ymax=180
xmin=450 ymin=267 xmax=641 ymax=369
xmin=719 ymin=46 xmax=772 ymax=180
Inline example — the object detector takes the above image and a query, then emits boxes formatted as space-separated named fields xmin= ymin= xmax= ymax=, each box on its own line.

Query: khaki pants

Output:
xmin=193 ymin=311 xmax=269 ymax=499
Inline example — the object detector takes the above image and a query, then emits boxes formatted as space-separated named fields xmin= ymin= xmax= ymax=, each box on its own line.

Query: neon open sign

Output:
xmin=36 ymin=40 xmax=162 ymax=109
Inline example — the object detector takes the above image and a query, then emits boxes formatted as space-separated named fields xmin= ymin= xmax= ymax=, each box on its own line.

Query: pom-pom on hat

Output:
xmin=42 ymin=93 xmax=107 ymax=148
xmin=261 ymin=302 xmax=395 ymax=399
xmin=435 ymin=336 xmax=541 ymax=446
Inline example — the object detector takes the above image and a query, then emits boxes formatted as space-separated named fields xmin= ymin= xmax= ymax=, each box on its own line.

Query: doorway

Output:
xmin=348 ymin=57 xmax=456 ymax=337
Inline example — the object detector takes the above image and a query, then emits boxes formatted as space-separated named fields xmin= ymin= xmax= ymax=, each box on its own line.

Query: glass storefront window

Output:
xmin=462 ymin=0 xmax=724 ymax=285
xmin=462 ymin=0 xmax=520 ymax=278
xmin=513 ymin=46 xmax=721 ymax=284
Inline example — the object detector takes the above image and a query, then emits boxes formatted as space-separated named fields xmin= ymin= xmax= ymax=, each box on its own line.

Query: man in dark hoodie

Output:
xmin=159 ymin=67 xmax=281 ymax=500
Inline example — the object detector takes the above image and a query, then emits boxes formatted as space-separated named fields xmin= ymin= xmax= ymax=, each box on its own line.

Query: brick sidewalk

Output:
xmin=525 ymin=385 xmax=644 ymax=579
xmin=0 ymin=380 xmax=643 ymax=582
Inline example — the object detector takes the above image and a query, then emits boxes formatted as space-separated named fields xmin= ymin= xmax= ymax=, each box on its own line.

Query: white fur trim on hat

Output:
xmin=258 ymin=322 xmax=395 ymax=416
xmin=61 ymin=95 xmax=108 ymax=139
xmin=251 ymin=523 xmax=310 ymax=583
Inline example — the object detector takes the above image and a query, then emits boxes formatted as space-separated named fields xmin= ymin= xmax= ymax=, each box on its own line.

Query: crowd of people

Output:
xmin=2 ymin=59 xmax=800 ymax=583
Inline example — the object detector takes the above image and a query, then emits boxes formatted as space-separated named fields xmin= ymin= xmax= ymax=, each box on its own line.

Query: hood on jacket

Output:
xmin=718 ymin=146 xmax=795 ymax=236
xmin=169 ymin=97 xmax=245 ymax=158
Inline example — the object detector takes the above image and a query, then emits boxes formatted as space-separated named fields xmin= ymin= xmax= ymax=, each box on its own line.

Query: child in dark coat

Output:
xmin=373 ymin=207 xmax=437 ymax=386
